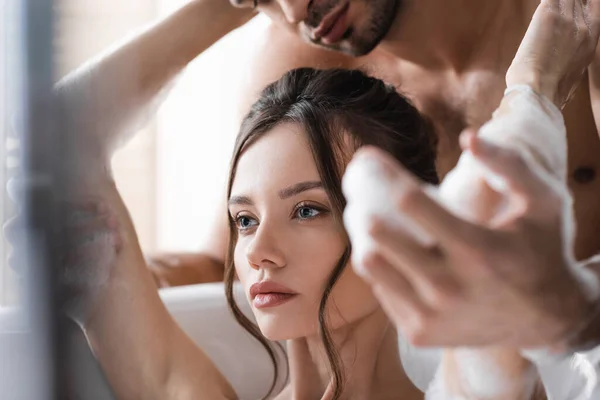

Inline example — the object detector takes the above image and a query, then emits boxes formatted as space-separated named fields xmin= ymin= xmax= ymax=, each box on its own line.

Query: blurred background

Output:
xmin=0 ymin=3 xmax=280 ymax=399
xmin=0 ymin=0 xmax=270 ymax=308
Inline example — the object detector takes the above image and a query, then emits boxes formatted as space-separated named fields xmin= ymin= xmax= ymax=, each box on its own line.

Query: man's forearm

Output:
xmin=147 ymin=252 xmax=225 ymax=288
xmin=567 ymin=302 xmax=600 ymax=353
xmin=562 ymin=258 xmax=600 ymax=353
xmin=55 ymin=0 xmax=254 ymax=156
xmin=588 ymin=43 xmax=600 ymax=139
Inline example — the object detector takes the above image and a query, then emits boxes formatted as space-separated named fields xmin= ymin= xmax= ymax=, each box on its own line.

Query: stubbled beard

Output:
xmin=305 ymin=0 xmax=343 ymax=29
xmin=347 ymin=0 xmax=400 ymax=56
xmin=305 ymin=0 xmax=400 ymax=57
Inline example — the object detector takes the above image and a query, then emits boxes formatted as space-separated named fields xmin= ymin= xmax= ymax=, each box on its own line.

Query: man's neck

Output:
xmin=377 ymin=0 xmax=534 ymax=72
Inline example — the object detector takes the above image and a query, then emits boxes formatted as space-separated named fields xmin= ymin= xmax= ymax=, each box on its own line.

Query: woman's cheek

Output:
xmin=294 ymin=228 xmax=347 ymax=276
xmin=233 ymin=240 xmax=251 ymax=284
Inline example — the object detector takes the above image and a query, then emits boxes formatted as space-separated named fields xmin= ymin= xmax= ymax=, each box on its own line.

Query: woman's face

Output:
xmin=229 ymin=122 xmax=380 ymax=341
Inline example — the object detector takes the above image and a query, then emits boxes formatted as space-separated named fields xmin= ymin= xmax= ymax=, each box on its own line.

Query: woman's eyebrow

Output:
xmin=228 ymin=181 xmax=323 ymax=205
xmin=278 ymin=181 xmax=323 ymax=199
xmin=228 ymin=195 xmax=253 ymax=207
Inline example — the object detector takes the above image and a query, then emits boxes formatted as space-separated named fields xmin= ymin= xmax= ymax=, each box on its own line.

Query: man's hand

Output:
xmin=146 ymin=252 xmax=225 ymax=288
xmin=507 ymin=0 xmax=600 ymax=107
xmin=346 ymin=136 xmax=597 ymax=349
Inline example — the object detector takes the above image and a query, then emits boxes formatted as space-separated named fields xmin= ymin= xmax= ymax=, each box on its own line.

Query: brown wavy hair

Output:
xmin=224 ymin=68 xmax=439 ymax=399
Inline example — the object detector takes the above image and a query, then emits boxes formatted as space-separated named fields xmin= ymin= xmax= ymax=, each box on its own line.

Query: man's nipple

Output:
xmin=573 ymin=166 xmax=597 ymax=184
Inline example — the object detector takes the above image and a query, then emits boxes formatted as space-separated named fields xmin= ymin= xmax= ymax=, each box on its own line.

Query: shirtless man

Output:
xmin=58 ymin=0 xmax=600 ymax=350
xmin=138 ymin=0 xmax=600 ymax=286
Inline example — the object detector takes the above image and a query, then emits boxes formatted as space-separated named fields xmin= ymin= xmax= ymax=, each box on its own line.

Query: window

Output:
xmin=1 ymin=0 xmax=159 ymax=306
xmin=0 ymin=0 xmax=271 ymax=305
xmin=54 ymin=0 xmax=159 ymax=252
xmin=0 ymin=0 xmax=21 ymax=306
xmin=155 ymin=4 xmax=269 ymax=250
xmin=0 ymin=0 xmax=8 ymax=305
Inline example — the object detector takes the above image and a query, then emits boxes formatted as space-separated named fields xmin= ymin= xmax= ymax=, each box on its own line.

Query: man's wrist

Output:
xmin=562 ymin=298 xmax=600 ymax=353
xmin=521 ymin=298 xmax=600 ymax=365
xmin=561 ymin=259 xmax=600 ymax=353
xmin=505 ymin=72 xmax=560 ymax=109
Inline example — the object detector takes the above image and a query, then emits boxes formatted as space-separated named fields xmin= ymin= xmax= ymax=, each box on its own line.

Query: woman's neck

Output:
xmin=285 ymin=309 xmax=420 ymax=400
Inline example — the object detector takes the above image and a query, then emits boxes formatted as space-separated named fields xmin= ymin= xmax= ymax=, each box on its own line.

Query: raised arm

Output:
xmin=50 ymin=1 xmax=260 ymax=398
xmin=59 ymin=167 xmax=236 ymax=400
xmin=55 ymin=0 xmax=253 ymax=157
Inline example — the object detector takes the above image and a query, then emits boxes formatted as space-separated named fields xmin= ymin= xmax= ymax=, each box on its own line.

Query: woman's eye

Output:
xmin=296 ymin=206 xmax=321 ymax=220
xmin=235 ymin=215 xmax=257 ymax=230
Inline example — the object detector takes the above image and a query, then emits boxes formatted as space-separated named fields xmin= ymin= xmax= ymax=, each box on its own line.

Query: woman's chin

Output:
xmin=256 ymin=317 xmax=305 ymax=342
xmin=260 ymin=330 xmax=289 ymax=342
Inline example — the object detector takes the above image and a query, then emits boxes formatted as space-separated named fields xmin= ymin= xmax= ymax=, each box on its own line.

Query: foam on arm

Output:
xmin=343 ymin=84 xmax=600 ymax=399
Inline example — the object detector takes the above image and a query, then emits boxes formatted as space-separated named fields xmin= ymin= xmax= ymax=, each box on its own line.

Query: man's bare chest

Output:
xmin=363 ymin=58 xmax=600 ymax=257
xmin=366 ymin=65 xmax=506 ymax=174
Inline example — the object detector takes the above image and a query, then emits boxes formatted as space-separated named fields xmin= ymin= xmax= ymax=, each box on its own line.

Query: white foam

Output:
xmin=342 ymin=156 xmax=435 ymax=274
xmin=342 ymin=85 xmax=600 ymax=397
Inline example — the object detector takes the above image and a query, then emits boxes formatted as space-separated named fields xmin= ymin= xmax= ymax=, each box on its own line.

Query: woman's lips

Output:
xmin=253 ymin=293 xmax=298 ymax=309
xmin=250 ymin=280 xmax=298 ymax=309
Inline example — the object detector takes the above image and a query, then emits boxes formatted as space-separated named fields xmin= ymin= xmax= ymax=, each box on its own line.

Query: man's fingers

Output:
xmin=369 ymin=136 xmax=474 ymax=248
xmin=542 ymin=0 xmax=563 ymax=12
xmin=465 ymin=133 xmax=554 ymax=201
xmin=352 ymin=146 xmax=421 ymax=187
xmin=574 ymin=0 xmax=585 ymax=25
xmin=562 ymin=0 xmax=575 ymax=18
xmin=348 ymin=145 xmax=487 ymax=252
xmin=362 ymin=252 xmax=432 ymax=320
xmin=395 ymin=184 xmax=488 ymax=251
xmin=586 ymin=0 xmax=600 ymax=37
xmin=372 ymin=283 xmax=419 ymax=339
xmin=367 ymin=215 xmax=441 ymax=273
xmin=365 ymin=215 xmax=463 ymax=307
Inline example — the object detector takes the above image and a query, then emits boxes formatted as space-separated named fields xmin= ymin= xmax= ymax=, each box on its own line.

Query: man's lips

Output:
xmin=312 ymin=2 xmax=350 ymax=43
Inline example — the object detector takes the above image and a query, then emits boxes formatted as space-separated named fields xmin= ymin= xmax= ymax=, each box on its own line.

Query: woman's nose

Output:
xmin=245 ymin=224 xmax=287 ymax=270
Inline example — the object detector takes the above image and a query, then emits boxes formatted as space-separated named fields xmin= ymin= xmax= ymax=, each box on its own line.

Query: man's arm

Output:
xmin=147 ymin=252 xmax=225 ymax=287
xmin=588 ymin=41 xmax=600 ymax=138
xmin=232 ymin=22 xmax=355 ymax=117
xmin=55 ymin=0 xmax=254 ymax=157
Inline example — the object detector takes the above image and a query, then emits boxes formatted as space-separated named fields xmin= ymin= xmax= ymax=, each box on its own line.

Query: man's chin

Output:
xmin=306 ymin=34 xmax=383 ymax=57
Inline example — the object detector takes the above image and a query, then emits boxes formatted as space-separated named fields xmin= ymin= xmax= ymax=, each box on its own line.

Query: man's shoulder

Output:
xmin=235 ymin=21 xmax=357 ymax=116
xmin=257 ymin=22 xmax=355 ymax=72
